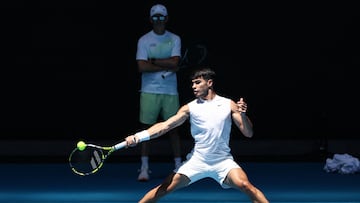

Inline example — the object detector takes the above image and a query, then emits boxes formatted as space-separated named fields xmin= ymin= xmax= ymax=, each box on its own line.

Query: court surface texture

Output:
xmin=1 ymin=161 xmax=359 ymax=203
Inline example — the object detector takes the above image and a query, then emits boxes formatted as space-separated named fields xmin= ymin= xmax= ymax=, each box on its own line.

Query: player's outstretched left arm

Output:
xmin=125 ymin=105 xmax=190 ymax=147
xmin=231 ymin=98 xmax=253 ymax=138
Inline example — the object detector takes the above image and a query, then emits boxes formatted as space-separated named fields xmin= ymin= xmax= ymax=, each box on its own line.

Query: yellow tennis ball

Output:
xmin=77 ymin=141 xmax=86 ymax=151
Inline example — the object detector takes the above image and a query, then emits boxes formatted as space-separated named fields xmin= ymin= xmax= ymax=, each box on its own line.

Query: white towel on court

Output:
xmin=324 ymin=153 xmax=360 ymax=174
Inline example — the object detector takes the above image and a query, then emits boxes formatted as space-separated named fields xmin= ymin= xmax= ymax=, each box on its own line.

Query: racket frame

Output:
xmin=69 ymin=141 xmax=127 ymax=176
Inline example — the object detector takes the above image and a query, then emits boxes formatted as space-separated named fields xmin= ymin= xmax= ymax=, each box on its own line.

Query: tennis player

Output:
xmin=125 ymin=68 xmax=269 ymax=203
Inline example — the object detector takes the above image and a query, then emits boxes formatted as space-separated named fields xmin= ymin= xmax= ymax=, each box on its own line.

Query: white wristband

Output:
xmin=135 ymin=130 xmax=150 ymax=143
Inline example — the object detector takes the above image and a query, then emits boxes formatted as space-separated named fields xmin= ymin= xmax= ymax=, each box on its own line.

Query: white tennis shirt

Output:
xmin=187 ymin=95 xmax=233 ymax=163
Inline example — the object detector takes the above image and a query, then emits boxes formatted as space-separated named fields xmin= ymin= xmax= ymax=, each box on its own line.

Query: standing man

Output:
xmin=135 ymin=4 xmax=182 ymax=181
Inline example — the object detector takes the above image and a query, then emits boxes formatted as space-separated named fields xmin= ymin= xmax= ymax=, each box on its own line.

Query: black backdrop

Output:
xmin=2 ymin=1 xmax=359 ymax=141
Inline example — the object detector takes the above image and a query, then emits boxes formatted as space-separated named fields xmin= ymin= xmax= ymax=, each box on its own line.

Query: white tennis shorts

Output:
xmin=176 ymin=155 xmax=241 ymax=189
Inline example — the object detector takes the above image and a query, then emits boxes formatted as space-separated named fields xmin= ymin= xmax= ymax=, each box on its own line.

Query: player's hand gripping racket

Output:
xmin=68 ymin=140 xmax=127 ymax=176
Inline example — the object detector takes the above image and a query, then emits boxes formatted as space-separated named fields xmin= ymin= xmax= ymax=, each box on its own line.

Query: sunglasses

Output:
xmin=152 ymin=16 xmax=166 ymax=21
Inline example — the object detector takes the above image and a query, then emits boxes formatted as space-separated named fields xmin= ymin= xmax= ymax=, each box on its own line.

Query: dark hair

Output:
xmin=190 ymin=67 xmax=216 ymax=81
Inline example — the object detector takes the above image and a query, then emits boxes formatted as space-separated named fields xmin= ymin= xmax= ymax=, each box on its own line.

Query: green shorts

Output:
xmin=139 ymin=92 xmax=179 ymax=125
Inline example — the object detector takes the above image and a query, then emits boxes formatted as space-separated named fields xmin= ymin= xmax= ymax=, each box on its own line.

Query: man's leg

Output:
xmin=138 ymin=124 xmax=152 ymax=181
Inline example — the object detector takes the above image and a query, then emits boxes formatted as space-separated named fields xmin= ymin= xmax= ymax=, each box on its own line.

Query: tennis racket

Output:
xmin=162 ymin=43 xmax=208 ymax=78
xmin=178 ymin=43 xmax=208 ymax=69
xmin=68 ymin=140 xmax=127 ymax=176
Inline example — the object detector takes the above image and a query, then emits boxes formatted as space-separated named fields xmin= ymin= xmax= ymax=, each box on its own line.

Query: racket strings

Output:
xmin=90 ymin=150 xmax=102 ymax=169
xmin=68 ymin=141 xmax=126 ymax=176
xmin=180 ymin=44 xmax=208 ymax=68
xmin=69 ymin=147 xmax=105 ymax=175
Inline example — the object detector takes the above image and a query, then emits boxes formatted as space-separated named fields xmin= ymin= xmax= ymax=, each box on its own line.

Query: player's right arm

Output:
xmin=125 ymin=105 xmax=190 ymax=147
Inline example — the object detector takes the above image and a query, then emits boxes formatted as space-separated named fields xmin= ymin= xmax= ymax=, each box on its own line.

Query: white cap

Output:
xmin=150 ymin=4 xmax=168 ymax=17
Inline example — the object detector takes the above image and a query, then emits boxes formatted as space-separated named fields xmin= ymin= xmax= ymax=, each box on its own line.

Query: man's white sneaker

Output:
xmin=137 ymin=168 xmax=150 ymax=182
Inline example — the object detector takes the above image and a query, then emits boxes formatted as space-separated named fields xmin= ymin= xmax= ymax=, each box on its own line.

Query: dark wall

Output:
xmin=2 ymin=1 xmax=360 ymax=141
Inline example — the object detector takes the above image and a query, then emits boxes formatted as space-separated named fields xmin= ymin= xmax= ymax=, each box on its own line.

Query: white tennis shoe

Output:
xmin=138 ymin=167 xmax=151 ymax=181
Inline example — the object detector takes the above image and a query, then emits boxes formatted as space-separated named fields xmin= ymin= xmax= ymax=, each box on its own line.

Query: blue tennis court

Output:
xmin=1 ymin=161 xmax=359 ymax=203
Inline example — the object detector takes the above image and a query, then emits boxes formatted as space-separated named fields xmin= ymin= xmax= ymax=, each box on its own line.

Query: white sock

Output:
xmin=141 ymin=156 xmax=149 ymax=169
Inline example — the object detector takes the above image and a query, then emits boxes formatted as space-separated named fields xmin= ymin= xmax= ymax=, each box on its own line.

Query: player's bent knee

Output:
xmin=236 ymin=180 xmax=254 ymax=193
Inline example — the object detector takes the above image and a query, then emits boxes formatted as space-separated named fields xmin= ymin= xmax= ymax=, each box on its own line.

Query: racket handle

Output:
xmin=113 ymin=141 xmax=127 ymax=151
xmin=161 ymin=71 xmax=173 ymax=78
